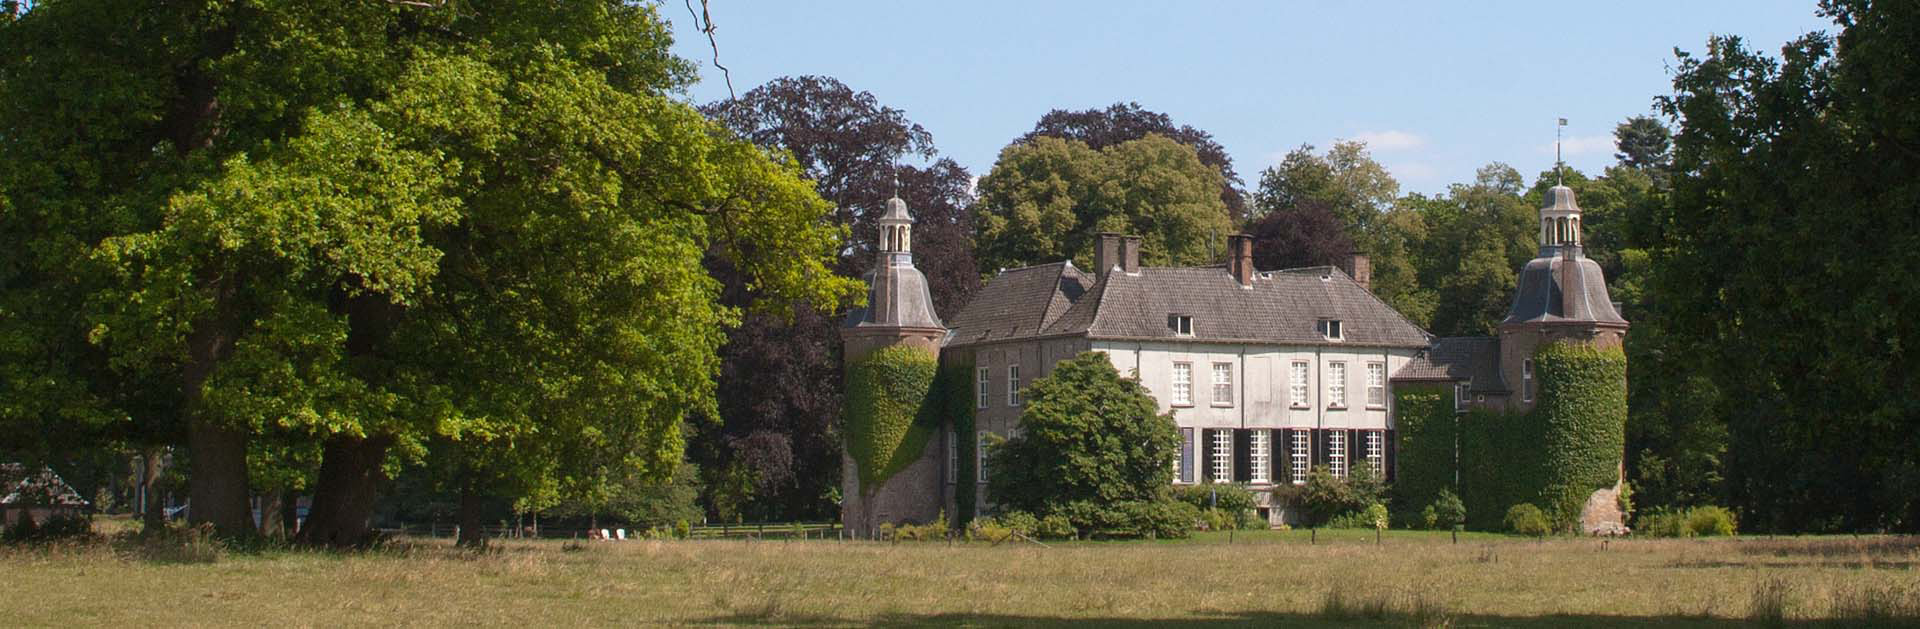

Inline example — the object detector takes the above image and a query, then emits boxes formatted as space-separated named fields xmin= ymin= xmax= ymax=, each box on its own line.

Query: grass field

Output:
xmin=5 ymin=526 xmax=1919 ymax=627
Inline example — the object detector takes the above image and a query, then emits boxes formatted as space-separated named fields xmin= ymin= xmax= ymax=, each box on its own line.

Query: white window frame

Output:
xmin=1171 ymin=362 xmax=1193 ymax=406
xmin=947 ymin=431 xmax=958 ymax=483
xmin=1210 ymin=429 xmax=1232 ymax=482
xmin=1321 ymin=319 xmax=1343 ymax=341
xmin=1249 ymin=430 xmax=1271 ymax=484
xmin=976 ymin=367 xmax=990 ymax=409
xmin=1366 ymin=361 xmax=1386 ymax=408
xmin=1455 ymin=381 xmax=1469 ymax=412
xmin=1365 ymin=430 xmax=1385 ymax=478
xmin=1289 ymin=360 xmax=1310 ymax=408
xmin=1327 ymin=362 xmax=1348 ymax=408
xmin=976 ymin=431 xmax=990 ymax=482
xmin=1211 ymin=362 xmax=1234 ymax=407
xmin=1522 ymin=359 xmax=1535 ymax=403
xmin=1170 ymin=315 xmax=1193 ymax=336
xmin=1007 ymin=364 xmax=1022 ymax=406
xmin=1289 ymin=430 xmax=1310 ymax=484
xmin=1328 ymin=430 xmax=1348 ymax=479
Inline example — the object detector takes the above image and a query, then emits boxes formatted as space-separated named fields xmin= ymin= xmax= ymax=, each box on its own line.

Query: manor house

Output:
xmin=841 ymin=185 xmax=1625 ymax=530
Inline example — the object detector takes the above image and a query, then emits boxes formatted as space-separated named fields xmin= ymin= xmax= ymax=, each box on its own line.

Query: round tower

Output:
xmin=839 ymin=197 xmax=946 ymax=536
xmin=1498 ymin=185 xmax=1629 ymax=411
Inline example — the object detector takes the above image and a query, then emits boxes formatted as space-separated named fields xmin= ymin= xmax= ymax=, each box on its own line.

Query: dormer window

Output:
xmin=1319 ymin=319 xmax=1343 ymax=341
xmin=1169 ymin=315 xmax=1193 ymax=336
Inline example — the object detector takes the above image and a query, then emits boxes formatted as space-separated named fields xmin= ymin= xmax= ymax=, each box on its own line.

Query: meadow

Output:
xmin=4 ymin=528 xmax=1918 ymax=627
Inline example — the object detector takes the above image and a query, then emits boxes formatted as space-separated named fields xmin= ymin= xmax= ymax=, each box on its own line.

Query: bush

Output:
xmin=673 ymin=519 xmax=690 ymax=539
xmin=1113 ymin=499 xmax=1197 ymax=539
xmin=893 ymin=512 xmax=948 ymax=541
xmin=1504 ymin=503 xmax=1551 ymax=536
xmin=1036 ymin=514 xmax=1075 ymax=540
xmin=1685 ymin=505 xmax=1737 ymax=537
xmin=966 ymin=517 xmax=1014 ymax=543
xmin=3 ymin=513 xmax=94 ymax=544
xmin=1324 ymin=511 xmax=1374 ymax=529
xmin=1431 ymin=489 xmax=1466 ymax=530
xmin=1419 ymin=505 xmax=1438 ymax=530
xmin=997 ymin=511 xmax=1038 ymax=536
xmin=1299 ymin=464 xmax=1386 ymax=526
xmin=1364 ymin=503 xmax=1390 ymax=530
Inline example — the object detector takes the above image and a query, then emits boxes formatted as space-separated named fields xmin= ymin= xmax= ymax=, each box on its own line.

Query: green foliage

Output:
xmin=1036 ymin=514 xmax=1075 ymax=540
xmin=1503 ymin=504 xmax=1551 ymax=537
xmin=893 ymin=512 xmax=948 ymax=541
xmin=1684 ymin=506 xmax=1737 ymax=537
xmin=936 ymin=362 xmax=978 ymax=524
xmin=842 ymin=346 xmax=939 ymax=489
xmin=552 ymin=461 xmax=703 ymax=529
xmin=965 ymin=517 xmax=1014 ymax=543
xmin=987 ymin=351 xmax=1180 ymax=516
xmin=1390 ymin=384 xmax=1457 ymax=516
xmin=1172 ymin=483 xmax=1258 ymax=528
xmin=1634 ymin=508 xmax=1688 ymax=538
xmin=998 ymin=511 xmax=1039 ymax=537
xmin=1532 ymin=343 xmax=1629 ymax=529
xmin=1635 ymin=505 xmax=1738 ymax=538
xmin=1653 ymin=1 xmax=1920 ymax=532
xmin=1431 ymin=489 xmax=1467 ymax=530
xmin=1298 ymin=464 xmax=1386 ymax=526
xmin=973 ymin=135 xmax=1233 ymax=272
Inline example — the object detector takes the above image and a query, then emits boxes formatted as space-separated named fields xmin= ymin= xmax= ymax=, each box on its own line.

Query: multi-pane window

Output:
xmin=1328 ymin=362 xmax=1348 ymax=408
xmin=1007 ymin=365 xmax=1022 ymax=406
xmin=1210 ymin=429 xmax=1232 ymax=482
xmin=976 ymin=431 xmax=990 ymax=482
xmin=1169 ymin=315 xmax=1193 ymax=336
xmin=1249 ymin=430 xmax=1271 ymax=484
xmin=1178 ymin=428 xmax=1195 ymax=483
xmin=976 ymin=367 xmax=990 ymax=409
xmin=1290 ymin=430 xmax=1310 ymax=484
xmin=1211 ymin=362 xmax=1234 ymax=406
xmin=1172 ymin=362 xmax=1193 ymax=405
xmin=1365 ymin=430 xmax=1385 ymax=478
xmin=1320 ymin=319 xmax=1343 ymax=340
xmin=1522 ymin=359 xmax=1535 ymax=403
xmin=1289 ymin=361 xmax=1310 ymax=407
xmin=1328 ymin=430 xmax=1348 ymax=478
xmin=1366 ymin=362 xmax=1386 ymax=408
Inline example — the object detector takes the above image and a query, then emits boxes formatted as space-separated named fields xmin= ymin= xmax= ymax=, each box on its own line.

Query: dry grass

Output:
xmin=3 ymin=531 xmax=1918 ymax=627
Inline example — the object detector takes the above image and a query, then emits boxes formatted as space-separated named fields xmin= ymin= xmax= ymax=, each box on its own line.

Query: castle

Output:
xmin=840 ymin=185 xmax=1627 ymax=533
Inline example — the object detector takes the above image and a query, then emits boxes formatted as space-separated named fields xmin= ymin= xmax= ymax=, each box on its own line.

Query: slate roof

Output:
xmin=947 ymin=262 xmax=1431 ymax=349
xmin=945 ymin=262 xmax=1090 ymax=345
xmin=1503 ymin=250 xmax=1627 ymax=327
xmin=1392 ymin=336 xmax=1508 ymax=392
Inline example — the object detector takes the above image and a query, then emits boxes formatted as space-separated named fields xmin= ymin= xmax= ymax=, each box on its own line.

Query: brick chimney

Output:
xmin=1120 ymin=235 xmax=1142 ymax=274
xmin=1227 ymin=233 xmax=1254 ymax=286
xmin=1338 ymin=253 xmax=1371 ymax=291
xmin=1095 ymin=232 xmax=1122 ymax=280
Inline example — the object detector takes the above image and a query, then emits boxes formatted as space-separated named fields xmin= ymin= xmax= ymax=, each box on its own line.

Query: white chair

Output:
xmin=615 ymin=528 xmax=627 ymax=540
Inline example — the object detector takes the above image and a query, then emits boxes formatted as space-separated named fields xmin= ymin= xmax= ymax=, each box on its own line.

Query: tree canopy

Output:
xmin=986 ymin=352 xmax=1180 ymax=515
xmin=974 ymin=134 xmax=1233 ymax=273
xmin=0 ymin=1 xmax=859 ymax=543
xmin=1019 ymin=102 xmax=1247 ymax=221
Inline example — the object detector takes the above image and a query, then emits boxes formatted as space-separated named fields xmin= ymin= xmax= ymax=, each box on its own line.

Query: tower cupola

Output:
xmin=1540 ymin=185 xmax=1582 ymax=250
xmin=878 ymin=196 xmax=914 ymax=266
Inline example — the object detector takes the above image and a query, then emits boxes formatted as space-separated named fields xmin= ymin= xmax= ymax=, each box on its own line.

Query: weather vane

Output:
xmin=1556 ymin=117 xmax=1568 ymax=186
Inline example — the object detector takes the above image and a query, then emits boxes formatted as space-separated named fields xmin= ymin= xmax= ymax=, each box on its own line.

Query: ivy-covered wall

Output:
xmin=1395 ymin=342 xmax=1628 ymax=531
xmin=1390 ymin=384 xmax=1457 ymax=516
xmin=935 ymin=360 xmax=977 ymax=523
xmin=843 ymin=345 xmax=939 ymax=492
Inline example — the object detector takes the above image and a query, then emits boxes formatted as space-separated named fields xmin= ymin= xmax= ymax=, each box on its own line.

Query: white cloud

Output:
xmin=1387 ymin=161 xmax=1438 ymax=181
xmin=1348 ymin=130 xmax=1426 ymax=152
xmin=1549 ymin=134 xmax=1616 ymax=156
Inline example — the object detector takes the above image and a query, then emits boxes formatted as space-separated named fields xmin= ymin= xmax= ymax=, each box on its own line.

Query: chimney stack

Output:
xmin=1227 ymin=233 xmax=1255 ymax=286
xmin=1095 ymin=232 xmax=1123 ymax=280
xmin=1338 ymin=253 xmax=1372 ymax=291
xmin=1121 ymin=235 xmax=1142 ymax=274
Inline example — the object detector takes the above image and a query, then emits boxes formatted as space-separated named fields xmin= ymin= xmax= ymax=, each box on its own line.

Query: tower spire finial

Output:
xmin=1556 ymin=117 xmax=1567 ymax=186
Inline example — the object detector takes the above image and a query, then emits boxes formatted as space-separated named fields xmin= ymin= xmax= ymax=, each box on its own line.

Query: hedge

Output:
xmin=936 ymin=360 xmax=977 ymax=524
xmin=1396 ymin=341 xmax=1628 ymax=531
xmin=842 ymin=345 xmax=939 ymax=491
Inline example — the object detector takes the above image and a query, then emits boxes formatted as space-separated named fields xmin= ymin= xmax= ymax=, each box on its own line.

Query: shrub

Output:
xmin=1036 ymin=514 xmax=1075 ymax=540
xmin=1364 ymin=503 xmax=1390 ymax=530
xmin=1324 ymin=511 xmax=1373 ymax=529
xmin=1503 ymin=504 xmax=1551 ymax=537
xmin=986 ymin=352 xmax=1179 ymax=518
xmin=1684 ymin=505 xmax=1737 ymax=537
xmin=1299 ymin=464 xmax=1387 ymax=526
xmin=1431 ymin=489 xmax=1466 ymax=530
xmin=1419 ymin=505 xmax=1438 ymax=530
xmin=997 ymin=511 xmax=1038 ymax=536
xmin=673 ymin=519 xmax=691 ymax=539
xmin=966 ymin=517 xmax=1013 ymax=543
xmin=1113 ymin=499 xmax=1196 ymax=539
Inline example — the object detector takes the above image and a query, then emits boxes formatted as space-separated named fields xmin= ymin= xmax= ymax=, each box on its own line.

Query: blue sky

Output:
xmin=664 ymin=1 xmax=1833 ymax=195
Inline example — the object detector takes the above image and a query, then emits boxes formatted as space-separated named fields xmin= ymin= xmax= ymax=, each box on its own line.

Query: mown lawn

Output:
xmin=4 ymin=529 xmax=1918 ymax=627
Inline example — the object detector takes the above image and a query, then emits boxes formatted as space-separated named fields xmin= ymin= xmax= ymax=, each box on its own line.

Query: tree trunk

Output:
xmin=456 ymin=475 xmax=487 ymax=548
xmin=296 ymin=434 xmax=392 ymax=548
xmin=258 ymin=489 xmax=286 ymax=539
xmin=139 ymin=447 xmax=167 ymax=532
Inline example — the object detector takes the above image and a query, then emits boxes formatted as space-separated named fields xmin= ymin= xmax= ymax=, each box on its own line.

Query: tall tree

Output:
xmin=1245 ymin=199 xmax=1352 ymax=271
xmin=974 ymin=134 xmax=1233 ymax=272
xmin=1613 ymin=115 xmax=1674 ymax=173
xmin=697 ymin=76 xmax=977 ymax=520
xmin=0 ymin=2 xmax=858 ymax=542
xmin=1254 ymin=141 xmax=1400 ymax=237
xmin=1019 ymin=102 xmax=1247 ymax=222
xmin=1653 ymin=0 xmax=1920 ymax=531
xmin=987 ymin=352 xmax=1180 ymax=516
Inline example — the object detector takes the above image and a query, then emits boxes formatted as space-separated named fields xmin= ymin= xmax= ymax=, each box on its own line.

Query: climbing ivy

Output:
xmin=1397 ymin=342 xmax=1627 ymax=531
xmin=842 ymin=346 xmax=939 ymax=490
xmin=937 ymin=361 xmax=978 ymax=524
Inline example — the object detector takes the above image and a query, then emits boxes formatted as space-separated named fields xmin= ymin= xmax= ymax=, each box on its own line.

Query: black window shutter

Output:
xmin=1233 ymin=429 xmax=1252 ymax=483
xmin=1352 ymin=429 xmax=1363 ymax=475
xmin=1385 ymin=429 xmax=1397 ymax=482
xmin=1179 ymin=428 xmax=1194 ymax=483
xmin=1199 ymin=429 xmax=1212 ymax=482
